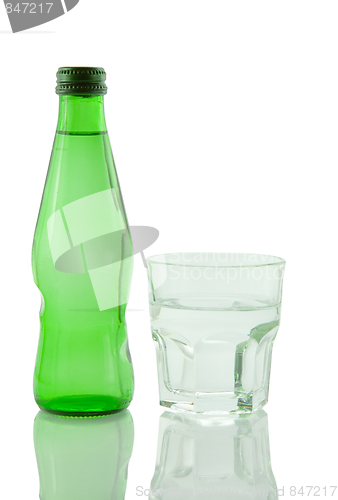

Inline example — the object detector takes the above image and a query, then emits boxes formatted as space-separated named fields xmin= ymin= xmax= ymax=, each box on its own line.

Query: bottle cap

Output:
xmin=56 ymin=67 xmax=107 ymax=96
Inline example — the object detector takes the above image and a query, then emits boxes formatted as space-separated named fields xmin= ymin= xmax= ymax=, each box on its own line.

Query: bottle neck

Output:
xmin=56 ymin=95 xmax=107 ymax=135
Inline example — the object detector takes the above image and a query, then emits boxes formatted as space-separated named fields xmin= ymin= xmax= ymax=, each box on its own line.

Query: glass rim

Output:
xmin=146 ymin=252 xmax=286 ymax=269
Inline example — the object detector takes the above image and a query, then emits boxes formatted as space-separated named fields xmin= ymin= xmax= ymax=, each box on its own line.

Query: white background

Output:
xmin=0 ymin=1 xmax=338 ymax=498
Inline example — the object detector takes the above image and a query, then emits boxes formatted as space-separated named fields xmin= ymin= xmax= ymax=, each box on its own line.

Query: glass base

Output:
xmin=160 ymin=392 xmax=268 ymax=415
xmin=36 ymin=395 xmax=131 ymax=417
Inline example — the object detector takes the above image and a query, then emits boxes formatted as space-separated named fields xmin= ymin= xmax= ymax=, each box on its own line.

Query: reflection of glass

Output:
xmin=147 ymin=253 xmax=285 ymax=414
xmin=34 ymin=410 xmax=134 ymax=500
xmin=150 ymin=410 xmax=277 ymax=500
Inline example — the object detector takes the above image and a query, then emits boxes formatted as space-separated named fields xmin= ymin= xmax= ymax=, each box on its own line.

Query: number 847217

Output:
xmin=5 ymin=3 xmax=53 ymax=14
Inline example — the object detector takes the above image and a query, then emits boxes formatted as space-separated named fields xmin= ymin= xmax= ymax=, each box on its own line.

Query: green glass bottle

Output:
xmin=32 ymin=67 xmax=134 ymax=416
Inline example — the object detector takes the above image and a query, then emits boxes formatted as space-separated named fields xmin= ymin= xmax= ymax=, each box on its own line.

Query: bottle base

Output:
xmin=36 ymin=394 xmax=131 ymax=417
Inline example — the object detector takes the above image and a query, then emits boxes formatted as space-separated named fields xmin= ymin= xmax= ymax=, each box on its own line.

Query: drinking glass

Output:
xmin=146 ymin=253 xmax=285 ymax=414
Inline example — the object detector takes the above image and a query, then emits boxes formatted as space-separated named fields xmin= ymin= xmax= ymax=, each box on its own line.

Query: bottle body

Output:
xmin=32 ymin=95 xmax=134 ymax=416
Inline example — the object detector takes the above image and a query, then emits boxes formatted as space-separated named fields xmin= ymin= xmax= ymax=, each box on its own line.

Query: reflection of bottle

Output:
xmin=32 ymin=68 xmax=134 ymax=416
xmin=150 ymin=410 xmax=277 ymax=500
xmin=34 ymin=410 xmax=134 ymax=500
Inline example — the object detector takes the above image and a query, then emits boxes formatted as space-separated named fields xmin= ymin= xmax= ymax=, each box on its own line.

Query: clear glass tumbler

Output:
xmin=147 ymin=253 xmax=285 ymax=414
